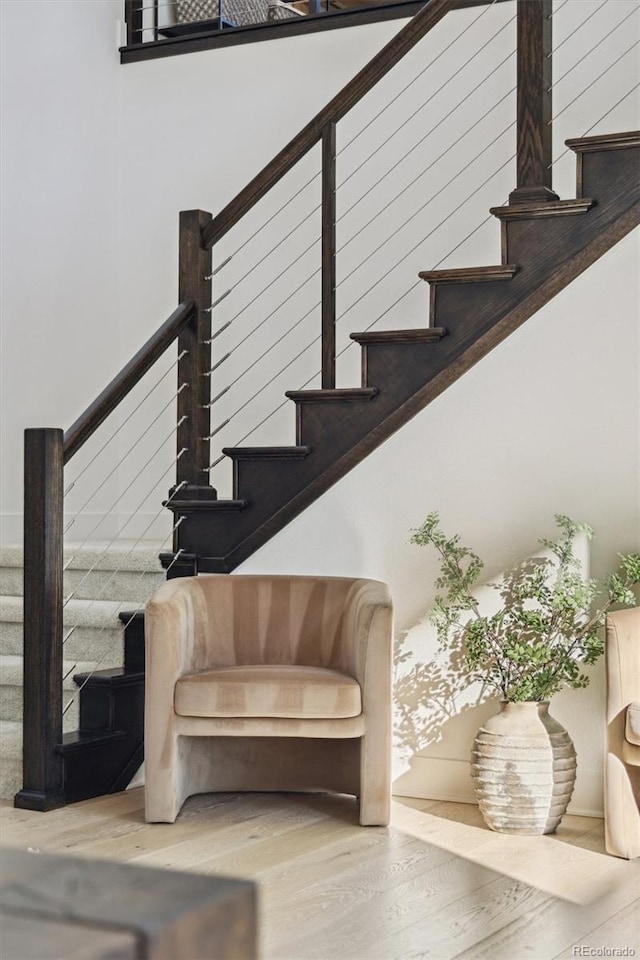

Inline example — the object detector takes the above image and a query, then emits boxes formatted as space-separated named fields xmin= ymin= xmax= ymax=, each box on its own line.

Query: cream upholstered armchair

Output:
xmin=605 ymin=607 xmax=640 ymax=858
xmin=144 ymin=574 xmax=393 ymax=825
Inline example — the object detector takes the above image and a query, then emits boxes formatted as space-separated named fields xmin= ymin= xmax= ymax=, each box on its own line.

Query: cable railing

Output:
xmin=201 ymin=0 xmax=639 ymax=491
xmin=18 ymin=0 xmax=639 ymax=810
xmin=18 ymin=299 xmax=197 ymax=808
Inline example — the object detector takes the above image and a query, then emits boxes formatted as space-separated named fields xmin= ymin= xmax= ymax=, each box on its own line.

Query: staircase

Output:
xmin=0 ymin=544 xmax=163 ymax=799
xmin=12 ymin=0 xmax=640 ymax=810
xmin=167 ymin=132 xmax=640 ymax=572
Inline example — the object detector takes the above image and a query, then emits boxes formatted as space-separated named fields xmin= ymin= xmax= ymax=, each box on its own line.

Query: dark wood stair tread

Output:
xmin=350 ymin=327 xmax=446 ymax=344
xmin=164 ymin=498 xmax=247 ymax=512
xmin=566 ymin=130 xmax=640 ymax=153
xmin=73 ymin=667 xmax=145 ymax=687
xmin=285 ymin=387 xmax=378 ymax=402
xmin=222 ymin=445 xmax=312 ymax=460
xmin=56 ymin=729 xmax=128 ymax=755
xmin=490 ymin=198 xmax=594 ymax=220
xmin=418 ymin=265 xmax=518 ymax=283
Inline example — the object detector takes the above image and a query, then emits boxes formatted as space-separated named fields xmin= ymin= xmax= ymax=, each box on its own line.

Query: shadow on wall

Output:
xmin=392 ymin=618 xmax=499 ymax=801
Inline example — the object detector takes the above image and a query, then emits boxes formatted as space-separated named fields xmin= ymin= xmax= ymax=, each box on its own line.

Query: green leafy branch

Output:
xmin=410 ymin=513 xmax=639 ymax=702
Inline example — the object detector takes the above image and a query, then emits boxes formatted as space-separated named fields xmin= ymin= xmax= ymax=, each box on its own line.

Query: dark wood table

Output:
xmin=0 ymin=847 xmax=257 ymax=959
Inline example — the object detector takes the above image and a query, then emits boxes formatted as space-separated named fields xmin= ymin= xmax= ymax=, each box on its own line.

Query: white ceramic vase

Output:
xmin=470 ymin=701 xmax=577 ymax=835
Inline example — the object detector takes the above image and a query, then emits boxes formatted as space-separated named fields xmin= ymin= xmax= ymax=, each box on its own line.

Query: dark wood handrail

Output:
xmin=201 ymin=0 xmax=457 ymax=248
xmin=63 ymin=300 xmax=196 ymax=463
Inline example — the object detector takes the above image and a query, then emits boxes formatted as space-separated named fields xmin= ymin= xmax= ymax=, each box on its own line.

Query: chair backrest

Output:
xmin=189 ymin=574 xmax=386 ymax=672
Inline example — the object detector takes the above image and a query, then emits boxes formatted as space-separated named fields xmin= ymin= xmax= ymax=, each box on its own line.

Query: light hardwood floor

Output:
xmin=1 ymin=789 xmax=639 ymax=959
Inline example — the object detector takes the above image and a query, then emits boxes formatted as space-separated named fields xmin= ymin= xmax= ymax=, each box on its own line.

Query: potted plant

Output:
xmin=410 ymin=513 xmax=640 ymax=835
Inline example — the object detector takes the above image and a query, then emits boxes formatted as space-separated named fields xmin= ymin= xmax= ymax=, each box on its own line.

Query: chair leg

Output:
xmin=358 ymin=733 xmax=390 ymax=827
xmin=145 ymin=729 xmax=186 ymax=823
xmin=605 ymin=753 xmax=640 ymax=859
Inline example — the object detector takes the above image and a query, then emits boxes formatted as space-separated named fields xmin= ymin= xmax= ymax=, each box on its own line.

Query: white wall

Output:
xmin=1 ymin=0 xmax=638 ymax=814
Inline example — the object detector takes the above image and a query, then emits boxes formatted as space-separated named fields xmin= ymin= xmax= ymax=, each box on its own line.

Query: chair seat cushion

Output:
xmin=174 ymin=664 xmax=362 ymax=719
xmin=625 ymin=702 xmax=640 ymax=746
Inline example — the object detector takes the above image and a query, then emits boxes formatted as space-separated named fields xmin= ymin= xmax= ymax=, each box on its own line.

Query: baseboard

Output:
xmin=392 ymin=755 xmax=604 ymax=818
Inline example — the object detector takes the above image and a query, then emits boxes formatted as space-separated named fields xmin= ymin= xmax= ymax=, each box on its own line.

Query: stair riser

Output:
xmin=0 ymin=568 xmax=163 ymax=603
xmin=503 ymin=147 xmax=639 ymax=266
xmin=577 ymin=142 xmax=640 ymax=200
xmin=0 ymin=621 xmax=124 ymax=664
xmin=361 ymin=341 xmax=444 ymax=394
xmin=428 ymin=279 xmax=520 ymax=331
xmin=233 ymin=458 xmax=314 ymax=505
xmin=294 ymin=396 xmax=379 ymax=450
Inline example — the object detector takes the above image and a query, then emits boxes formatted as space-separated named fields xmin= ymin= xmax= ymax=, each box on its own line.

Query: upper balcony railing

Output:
xmin=121 ymin=0 xmax=506 ymax=62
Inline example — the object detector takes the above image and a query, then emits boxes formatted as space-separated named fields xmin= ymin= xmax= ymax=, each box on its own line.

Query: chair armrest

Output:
xmin=339 ymin=579 xmax=393 ymax=708
xmin=145 ymin=577 xmax=206 ymax=696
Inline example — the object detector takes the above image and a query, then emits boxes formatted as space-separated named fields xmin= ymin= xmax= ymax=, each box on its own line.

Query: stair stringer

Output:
xmin=171 ymin=136 xmax=640 ymax=573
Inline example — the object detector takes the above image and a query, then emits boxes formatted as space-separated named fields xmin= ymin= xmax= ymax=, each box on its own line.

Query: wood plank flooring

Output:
xmin=1 ymin=789 xmax=638 ymax=959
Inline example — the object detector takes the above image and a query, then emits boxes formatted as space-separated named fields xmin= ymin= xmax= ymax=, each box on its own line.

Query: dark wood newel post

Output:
xmin=15 ymin=429 xmax=65 ymax=811
xmin=321 ymin=122 xmax=337 ymax=389
xmin=176 ymin=209 xmax=213 ymax=489
xmin=173 ymin=211 xmax=214 ymax=566
xmin=509 ymin=0 xmax=559 ymax=205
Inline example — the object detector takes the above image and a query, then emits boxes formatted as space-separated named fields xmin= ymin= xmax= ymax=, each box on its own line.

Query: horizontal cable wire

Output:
xmin=206 ymin=114 xmax=515 ymax=422
xmin=64 ymin=351 xmax=187 ymax=497
xmin=548 ymin=0 xmax=606 ymax=56
xmin=548 ymin=38 xmax=640 ymax=126
xmin=219 ymin=79 xmax=637 ymax=453
xmin=338 ymin=10 xmax=516 ymax=193
xmin=549 ymin=3 xmax=639 ymax=92
xmin=209 ymin=0 xmax=619 ymax=291
xmin=548 ymin=81 xmax=640 ymax=169
xmin=548 ymin=0 xmax=570 ymax=17
xmin=337 ymin=50 xmax=516 ymax=223
xmin=213 ymin=9 xmax=515 ymax=306
xmin=207 ymin=150 xmax=515 ymax=452
xmin=133 ymin=0 xmax=180 ymax=10
xmin=208 ymin=233 xmax=320 ymax=332
xmin=62 ymin=476 xmax=186 ymax=645
xmin=62 ymin=484 xmax=188 ymax=652
xmin=213 ymin=0 xmax=505 ymax=277
xmin=63 ymin=477 xmax=188 ymax=609
xmin=63 ymin=422 xmax=187 ymax=558
xmin=337 ymin=0 xmax=500 ymax=159
xmin=211 ymin=208 xmax=509 ymax=460
xmin=211 ymin=0 xmax=633 ymax=388
xmin=208 ymin=64 xmax=518 ymax=372
xmin=337 ymin=80 xmax=516 ymax=253
xmin=64 ymin=384 xmax=187 ymax=531
xmin=214 ymin=169 xmax=323 ymax=276
xmin=63 ymin=533 xmax=187 ymax=709
xmin=208 ymin=205 xmax=321 ymax=312
xmin=335 ymin=148 xmax=516 ymax=326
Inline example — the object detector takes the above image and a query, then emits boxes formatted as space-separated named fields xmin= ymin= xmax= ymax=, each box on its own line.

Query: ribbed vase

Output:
xmin=470 ymin=701 xmax=577 ymax=835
